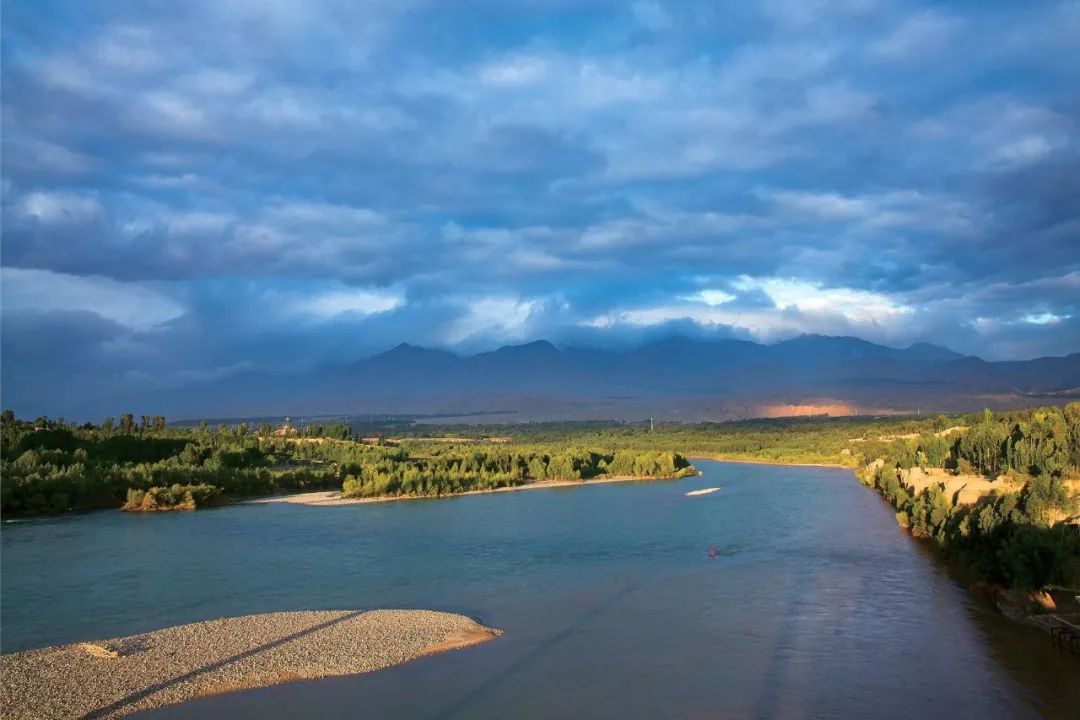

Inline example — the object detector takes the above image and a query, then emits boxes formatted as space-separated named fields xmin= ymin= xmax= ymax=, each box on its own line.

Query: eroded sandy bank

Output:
xmin=0 ymin=609 xmax=500 ymax=720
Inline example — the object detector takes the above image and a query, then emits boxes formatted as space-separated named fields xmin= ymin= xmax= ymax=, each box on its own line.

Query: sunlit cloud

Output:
xmin=19 ymin=191 xmax=102 ymax=224
xmin=735 ymin=276 xmax=913 ymax=324
xmin=478 ymin=56 xmax=548 ymax=87
xmin=442 ymin=297 xmax=538 ymax=345
xmin=582 ymin=304 xmax=810 ymax=341
xmin=1021 ymin=312 xmax=1069 ymax=325
xmin=584 ymin=276 xmax=915 ymax=342
xmin=1 ymin=268 xmax=184 ymax=331
xmin=290 ymin=288 xmax=403 ymax=321
xmin=683 ymin=290 xmax=737 ymax=306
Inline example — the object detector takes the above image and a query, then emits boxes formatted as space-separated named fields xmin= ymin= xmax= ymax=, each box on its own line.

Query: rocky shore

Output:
xmin=1 ymin=609 xmax=501 ymax=720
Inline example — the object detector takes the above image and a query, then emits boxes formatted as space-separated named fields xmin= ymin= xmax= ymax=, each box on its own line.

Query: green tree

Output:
xmin=958 ymin=409 xmax=1007 ymax=475
xmin=1062 ymin=402 xmax=1080 ymax=471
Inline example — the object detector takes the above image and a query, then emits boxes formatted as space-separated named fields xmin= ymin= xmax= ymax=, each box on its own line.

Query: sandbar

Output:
xmin=1 ymin=609 xmax=500 ymax=720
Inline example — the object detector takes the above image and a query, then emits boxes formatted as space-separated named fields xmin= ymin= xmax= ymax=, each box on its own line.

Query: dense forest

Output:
xmin=0 ymin=411 xmax=694 ymax=516
xmin=859 ymin=406 xmax=1080 ymax=590
xmin=401 ymin=407 xmax=1080 ymax=475
xmin=340 ymin=445 xmax=694 ymax=499
xmin=3 ymin=405 xmax=1078 ymax=593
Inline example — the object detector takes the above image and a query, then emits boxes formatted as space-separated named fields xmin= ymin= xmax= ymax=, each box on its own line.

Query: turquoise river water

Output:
xmin=2 ymin=460 xmax=1078 ymax=718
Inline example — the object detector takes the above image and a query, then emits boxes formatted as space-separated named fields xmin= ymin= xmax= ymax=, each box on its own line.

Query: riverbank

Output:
xmin=0 ymin=609 xmax=500 ymax=720
xmin=244 ymin=472 xmax=694 ymax=507
xmin=690 ymin=454 xmax=851 ymax=469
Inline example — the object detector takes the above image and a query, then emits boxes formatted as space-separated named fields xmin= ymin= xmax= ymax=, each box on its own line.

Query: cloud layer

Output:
xmin=2 ymin=0 xmax=1079 ymax=415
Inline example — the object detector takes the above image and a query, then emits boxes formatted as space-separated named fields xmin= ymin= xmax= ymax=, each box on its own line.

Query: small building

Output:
xmin=272 ymin=417 xmax=297 ymax=437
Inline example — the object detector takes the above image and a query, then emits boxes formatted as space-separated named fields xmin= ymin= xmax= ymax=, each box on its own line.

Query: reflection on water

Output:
xmin=3 ymin=461 xmax=1077 ymax=718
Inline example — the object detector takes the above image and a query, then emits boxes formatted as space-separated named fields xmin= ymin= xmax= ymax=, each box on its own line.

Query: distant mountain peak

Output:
xmin=379 ymin=342 xmax=458 ymax=360
xmin=391 ymin=341 xmax=440 ymax=351
xmin=493 ymin=339 xmax=560 ymax=353
xmin=109 ymin=332 xmax=1076 ymax=421
xmin=904 ymin=342 xmax=965 ymax=362
xmin=779 ymin=334 xmax=875 ymax=348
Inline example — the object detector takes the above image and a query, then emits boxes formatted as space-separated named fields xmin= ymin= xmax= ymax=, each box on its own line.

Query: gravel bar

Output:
xmin=1 ymin=609 xmax=501 ymax=719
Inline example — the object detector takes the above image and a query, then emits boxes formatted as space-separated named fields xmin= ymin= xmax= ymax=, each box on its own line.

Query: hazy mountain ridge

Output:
xmin=100 ymin=334 xmax=1080 ymax=422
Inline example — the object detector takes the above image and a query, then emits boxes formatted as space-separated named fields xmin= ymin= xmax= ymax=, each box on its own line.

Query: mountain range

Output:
xmin=118 ymin=334 xmax=1080 ymax=423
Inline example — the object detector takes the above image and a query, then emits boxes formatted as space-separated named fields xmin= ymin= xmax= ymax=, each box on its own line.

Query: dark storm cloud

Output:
xmin=2 ymin=0 xmax=1079 ymax=415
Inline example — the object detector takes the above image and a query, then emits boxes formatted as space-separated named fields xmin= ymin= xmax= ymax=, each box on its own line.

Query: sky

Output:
xmin=2 ymin=0 xmax=1079 ymax=414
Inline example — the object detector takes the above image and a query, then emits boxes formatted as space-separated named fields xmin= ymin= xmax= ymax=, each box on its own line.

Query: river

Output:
xmin=2 ymin=460 xmax=1077 ymax=718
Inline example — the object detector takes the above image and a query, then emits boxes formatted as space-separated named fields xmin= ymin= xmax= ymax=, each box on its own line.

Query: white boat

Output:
xmin=685 ymin=487 xmax=720 ymax=497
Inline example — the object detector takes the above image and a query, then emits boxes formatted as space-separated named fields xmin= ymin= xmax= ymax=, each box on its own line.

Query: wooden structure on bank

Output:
xmin=1030 ymin=613 xmax=1080 ymax=655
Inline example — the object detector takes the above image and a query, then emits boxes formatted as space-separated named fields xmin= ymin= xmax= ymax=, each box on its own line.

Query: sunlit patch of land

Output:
xmin=757 ymin=402 xmax=864 ymax=418
xmin=849 ymin=426 xmax=967 ymax=443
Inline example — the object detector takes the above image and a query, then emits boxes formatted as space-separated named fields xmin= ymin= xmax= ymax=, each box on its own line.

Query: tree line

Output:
xmin=861 ymin=404 xmax=1080 ymax=590
xmin=0 ymin=413 xmax=694 ymax=515
xmin=339 ymin=446 xmax=694 ymax=499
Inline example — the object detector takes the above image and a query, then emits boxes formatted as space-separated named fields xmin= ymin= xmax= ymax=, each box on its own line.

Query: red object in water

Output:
xmin=708 ymin=546 xmax=719 ymax=558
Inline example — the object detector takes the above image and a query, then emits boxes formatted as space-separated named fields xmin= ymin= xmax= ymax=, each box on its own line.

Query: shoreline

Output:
xmin=243 ymin=472 xmax=693 ymax=508
xmin=243 ymin=456 xmax=857 ymax=510
xmin=689 ymin=454 xmax=851 ymax=470
xmin=0 ymin=609 xmax=500 ymax=720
